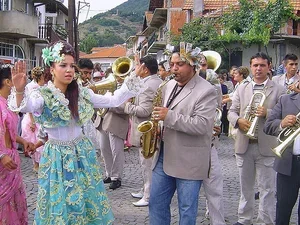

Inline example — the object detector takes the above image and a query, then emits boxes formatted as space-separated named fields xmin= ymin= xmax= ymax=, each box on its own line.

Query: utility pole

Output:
xmin=68 ymin=0 xmax=76 ymax=60
xmin=75 ymin=1 xmax=90 ymax=61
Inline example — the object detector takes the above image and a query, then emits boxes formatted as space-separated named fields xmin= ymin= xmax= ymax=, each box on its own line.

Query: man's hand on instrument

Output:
xmin=213 ymin=126 xmax=221 ymax=136
xmin=153 ymin=107 xmax=168 ymax=121
xmin=237 ymin=118 xmax=251 ymax=132
xmin=255 ymin=106 xmax=267 ymax=117
xmin=281 ymin=115 xmax=297 ymax=128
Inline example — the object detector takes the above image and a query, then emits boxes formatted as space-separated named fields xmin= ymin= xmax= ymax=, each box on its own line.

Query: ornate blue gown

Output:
xmin=9 ymin=81 xmax=139 ymax=225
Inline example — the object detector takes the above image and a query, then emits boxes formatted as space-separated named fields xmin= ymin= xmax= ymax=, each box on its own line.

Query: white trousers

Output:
xmin=203 ymin=146 xmax=226 ymax=225
xmin=235 ymin=143 xmax=276 ymax=225
xmin=138 ymin=147 xmax=152 ymax=201
xmin=99 ymin=129 xmax=125 ymax=181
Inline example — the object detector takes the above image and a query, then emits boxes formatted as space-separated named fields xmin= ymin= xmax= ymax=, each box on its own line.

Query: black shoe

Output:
xmin=103 ymin=177 xmax=111 ymax=184
xmin=109 ymin=179 xmax=121 ymax=190
xmin=233 ymin=223 xmax=244 ymax=225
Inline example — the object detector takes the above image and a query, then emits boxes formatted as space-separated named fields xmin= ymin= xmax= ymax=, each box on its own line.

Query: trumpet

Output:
xmin=243 ymin=92 xmax=266 ymax=139
xmin=272 ymin=112 xmax=300 ymax=157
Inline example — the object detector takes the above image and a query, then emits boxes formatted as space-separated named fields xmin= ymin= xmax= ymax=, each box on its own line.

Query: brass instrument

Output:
xmin=89 ymin=73 xmax=117 ymax=117
xmin=213 ymin=108 xmax=222 ymax=135
xmin=202 ymin=50 xmax=222 ymax=71
xmin=243 ymin=92 xmax=266 ymax=139
xmin=112 ymin=56 xmax=134 ymax=79
xmin=272 ymin=112 xmax=300 ymax=157
xmin=137 ymin=77 xmax=172 ymax=159
xmin=286 ymin=80 xmax=299 ymax=94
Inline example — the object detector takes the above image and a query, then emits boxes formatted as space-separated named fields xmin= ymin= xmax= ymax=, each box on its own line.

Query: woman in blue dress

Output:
xmin=8 ymin=41 xmax=144 ymax=225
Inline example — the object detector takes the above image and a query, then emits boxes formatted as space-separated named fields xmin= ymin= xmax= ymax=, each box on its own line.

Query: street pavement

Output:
xmin=21 ymin=135 xmax=298 ymax=224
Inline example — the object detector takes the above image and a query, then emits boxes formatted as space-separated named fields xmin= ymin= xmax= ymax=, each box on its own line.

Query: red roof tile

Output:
xmin=81 ymin=45 xmax=126 ymax=59
xmin=183 ymin=0 xmax=193 ymax=10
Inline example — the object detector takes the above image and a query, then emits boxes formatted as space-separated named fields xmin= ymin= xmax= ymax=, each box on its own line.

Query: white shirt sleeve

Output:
xmin=8 ymin=87 xmax=44 ymax=116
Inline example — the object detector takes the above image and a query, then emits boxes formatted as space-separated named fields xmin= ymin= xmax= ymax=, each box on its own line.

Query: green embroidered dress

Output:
xmin=9 ymin=81 xmax=140 ymax=225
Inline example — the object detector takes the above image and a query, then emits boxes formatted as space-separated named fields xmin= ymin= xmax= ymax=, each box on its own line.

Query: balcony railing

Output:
xmin=38 ymin=24 xmax=67 ymax=43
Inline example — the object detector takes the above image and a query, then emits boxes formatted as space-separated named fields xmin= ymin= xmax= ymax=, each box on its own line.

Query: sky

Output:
xmin=63 ymin=0 xmax=127 ymax=23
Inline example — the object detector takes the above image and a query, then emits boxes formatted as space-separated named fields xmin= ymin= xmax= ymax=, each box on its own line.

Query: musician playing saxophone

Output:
xmin=149 ymin=43 xmax=217 ymax=225
xmin=264 ymin=90 xmax=300 ymax=225
xmin=228 ymin=52 xmax=285 ymax=225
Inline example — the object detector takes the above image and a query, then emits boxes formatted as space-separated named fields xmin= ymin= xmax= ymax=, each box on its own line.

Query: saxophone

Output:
xmin=137 ymin=77 xmax=173 ymax=159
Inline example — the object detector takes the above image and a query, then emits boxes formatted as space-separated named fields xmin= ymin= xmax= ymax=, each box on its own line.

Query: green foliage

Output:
xmin=79 ymin=34 xmax=98 ymax=53
xmin=97 ymin=18 xmax=120 ymax=26
xmin=97 ymin=31 xmax=125 ymax=46
xmin=178 ymin=0 xmax=297 ymax=49
xmin=79 ymin=0 xmax=148 ymax=47
xmin=178 ymin=17 xmax=220 ymax=50
xmin=219 ymin=0 xmax=295 ymax=46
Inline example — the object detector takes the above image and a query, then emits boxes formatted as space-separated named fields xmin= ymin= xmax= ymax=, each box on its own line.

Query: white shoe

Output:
xmin=132 ymin=198 xmax=149 ymax=207
xmin=131 ymin=191 xmax=143 ymax=199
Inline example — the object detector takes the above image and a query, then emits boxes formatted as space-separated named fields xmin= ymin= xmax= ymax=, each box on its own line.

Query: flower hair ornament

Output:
xmin=42 ymin=42 xmax=65 ymax=66
xmin=164 ymin=42 xmax=203 ymax=69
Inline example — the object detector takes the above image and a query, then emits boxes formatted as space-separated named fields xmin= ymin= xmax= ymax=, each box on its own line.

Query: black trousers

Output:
xmin=276 ymin=156 xmax=300 ymax=225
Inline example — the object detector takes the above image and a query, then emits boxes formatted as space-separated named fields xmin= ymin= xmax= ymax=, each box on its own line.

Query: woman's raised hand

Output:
xmin=11 ymin=61 xmax=27 ymax=92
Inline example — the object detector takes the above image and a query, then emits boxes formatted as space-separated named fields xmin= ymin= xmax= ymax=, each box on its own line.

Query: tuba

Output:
xmin=243 ymin=92 xmax=266 ymax=139
xmin=137 ymin=77 xmax=173 ymax=159
xmin=112 ymin=56 xmax=134 ymax=79
xmin=89 ymin=73 xmax=117 ymax=117
xmin=272 ymin=112 xmax=300 ymax=157
xmin=91 ymin=56 xmax=133 ymax=117
xmin=202 ymin=50 xmax=222 ymax=71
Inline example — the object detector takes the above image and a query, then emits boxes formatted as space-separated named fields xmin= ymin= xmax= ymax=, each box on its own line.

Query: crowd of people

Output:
xmin=1 ymin=40 xmax=300 ymax=225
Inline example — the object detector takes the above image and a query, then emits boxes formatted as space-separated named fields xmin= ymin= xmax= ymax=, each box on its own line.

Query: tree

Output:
xmin=79 ymin=34 xmax=98 ymax=53
xmin=178 ymin=0 xmax=296 ymax=49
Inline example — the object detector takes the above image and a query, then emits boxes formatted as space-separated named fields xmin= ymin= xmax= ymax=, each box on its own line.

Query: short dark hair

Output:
xmin=250 ymin=52 xmax=271 ymax=65
xmin=283 ymin=54 xmax=298 ymax=64
xmin=140 ymin=55 xmax=158 ymax=75
xmin=158 ymin=60 xmax=167 ymax=70
xmin=0 ymin=67 xmax=11 ymax=88
xmin=78 ymin=58 xmax=94 ymax=70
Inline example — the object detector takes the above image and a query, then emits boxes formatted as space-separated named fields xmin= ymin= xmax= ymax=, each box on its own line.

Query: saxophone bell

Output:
xmin=137 ymin=78 xmax=172 ymax=159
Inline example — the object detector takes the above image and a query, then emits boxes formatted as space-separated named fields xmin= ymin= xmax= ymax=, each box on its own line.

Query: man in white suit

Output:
xmin=97 ymin=105 xmax=129 ymax=190
xmin=272 ymin=53 xmax=299 ymax=93
xmin=228 ymin=52 xmax=285 ymax=225
xmin=124 ymin=55 xmax=162 ymax=207
xmin=149 ymin=43 xmax=218 ymax=225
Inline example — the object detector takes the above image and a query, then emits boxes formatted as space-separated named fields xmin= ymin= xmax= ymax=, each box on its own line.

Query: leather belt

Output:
xmin=249 ymin=139 xmax=258 ymax=144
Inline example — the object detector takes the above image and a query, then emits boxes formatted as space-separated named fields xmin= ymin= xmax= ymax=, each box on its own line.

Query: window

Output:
xmin=0 ymin=0 xmax=11 ymax=11
xmin=0 ymin=42 xmax=25 ymax=62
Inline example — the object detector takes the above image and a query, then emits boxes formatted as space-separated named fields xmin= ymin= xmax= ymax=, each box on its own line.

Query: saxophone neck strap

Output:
xmin=166 ymin=83 xmax=185 ymax=108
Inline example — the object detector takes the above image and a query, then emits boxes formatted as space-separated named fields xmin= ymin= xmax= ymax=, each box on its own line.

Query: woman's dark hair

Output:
xmin=0 ymin=66 xmax=12 ymax=88
xmin=44 ymin=41 xmax=79 ymax=119
xmin=94 ymin=63 xmax=102 ymax=72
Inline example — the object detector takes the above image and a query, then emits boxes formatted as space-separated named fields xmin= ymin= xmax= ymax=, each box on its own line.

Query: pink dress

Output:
xmin=0 ymin=96 xmax=28 ymax=225
xmin=21 ymin=81 xmax=43 ymax=163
